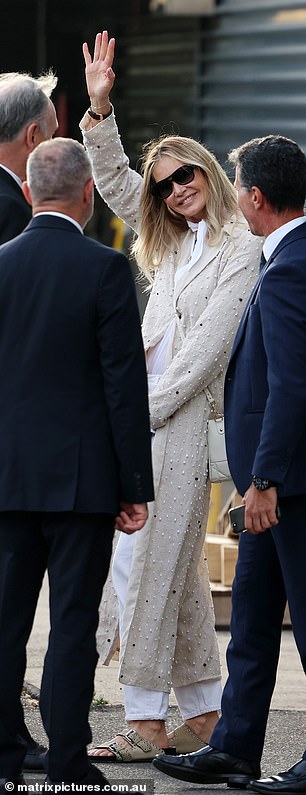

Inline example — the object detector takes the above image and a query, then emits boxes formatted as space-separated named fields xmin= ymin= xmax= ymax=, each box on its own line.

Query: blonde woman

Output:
xmin=80 ymin=31 xmax=261 ymax=763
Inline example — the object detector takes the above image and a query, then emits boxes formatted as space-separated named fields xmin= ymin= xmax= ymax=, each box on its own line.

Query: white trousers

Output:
xmin=112 ymin=531 xmax=222 ymax=721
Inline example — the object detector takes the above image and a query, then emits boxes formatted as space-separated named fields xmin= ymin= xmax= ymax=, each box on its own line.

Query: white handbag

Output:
xmin=204 ymin=387 xmax=231 ymax=483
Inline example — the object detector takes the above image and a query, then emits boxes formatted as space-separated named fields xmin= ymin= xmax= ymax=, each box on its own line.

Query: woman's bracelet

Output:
xmin=87 ymin=106 xmax=112 ymax=121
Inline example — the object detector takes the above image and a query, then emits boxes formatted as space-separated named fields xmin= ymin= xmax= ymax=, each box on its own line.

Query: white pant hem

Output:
xmin=179 ymin=704 xmax=221 ymax=720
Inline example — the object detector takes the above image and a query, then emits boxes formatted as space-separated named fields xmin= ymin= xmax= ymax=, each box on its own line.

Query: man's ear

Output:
xmin=84 ymin=177 xmax=94 ymax=204
xmin=251 ymin=185 xmax=264 ymax=210
xmin=25 ymin=122 xmax=39 ymax=150
xmin=22 ymin=181 xmax=33 ymax=206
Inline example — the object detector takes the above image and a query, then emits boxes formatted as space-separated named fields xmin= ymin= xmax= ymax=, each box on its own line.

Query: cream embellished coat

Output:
xmin=80 ymin=111 xmax=261 ymax=691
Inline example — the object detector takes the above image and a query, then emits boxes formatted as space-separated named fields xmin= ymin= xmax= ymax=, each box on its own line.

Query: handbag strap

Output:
xmin=204 ymin=386 xmax=221 ymax=419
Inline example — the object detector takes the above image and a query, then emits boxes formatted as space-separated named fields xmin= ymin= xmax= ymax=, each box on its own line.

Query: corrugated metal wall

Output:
xmin=3 ymin=1 xmax=306 ymax=168
xmin=199 ymin=0 xmax=306 ymax=168
xmin=119 ymin=15 xmax=201 ymax=166
xmin=114 ymin=0 xmax=306 ymax=172
xmin=7 ymin=0 xmax=302 ymax=252
xmin=115 ymin=0 xmax=306 ymax=309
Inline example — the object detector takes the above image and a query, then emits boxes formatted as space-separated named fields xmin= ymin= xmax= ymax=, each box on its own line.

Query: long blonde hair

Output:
xmin=132 ymin=134 xmax=238 ymax=280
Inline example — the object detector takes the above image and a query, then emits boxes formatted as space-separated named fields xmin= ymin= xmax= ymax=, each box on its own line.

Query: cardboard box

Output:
xmin=204 ymin=534 xmax=237 ymax=583
xmin=221 ymin=543 xmax=238 ymax=586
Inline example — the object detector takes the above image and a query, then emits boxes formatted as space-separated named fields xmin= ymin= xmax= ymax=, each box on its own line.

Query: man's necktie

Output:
xmin=259 ymin=251 xmax=266 ymax=271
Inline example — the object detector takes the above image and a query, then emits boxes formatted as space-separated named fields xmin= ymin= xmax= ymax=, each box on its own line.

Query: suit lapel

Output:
xmin=229 ymin=263 xmax=267 ymax=359
xmin=174 ymin=241 xmax=220 ymax=302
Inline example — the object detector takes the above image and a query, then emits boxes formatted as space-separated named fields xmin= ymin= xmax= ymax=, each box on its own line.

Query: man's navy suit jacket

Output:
xmin=224 ymin=222 xmax=306 ymax=498
xmin=0 ymin=166 xmax=32 ymax=243
xmin=0 ymin=214 xmax=154 ymax=514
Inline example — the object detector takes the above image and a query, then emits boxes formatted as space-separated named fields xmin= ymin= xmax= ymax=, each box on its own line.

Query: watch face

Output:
xmin=253 ymin=476 xmax=271 ymax=491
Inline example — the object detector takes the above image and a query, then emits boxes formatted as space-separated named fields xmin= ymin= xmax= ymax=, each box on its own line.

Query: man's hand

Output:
xmin=243 ymin=483 xmax=279 ymax=534
xmin=115 ymin=502 xmax=148 ymax=535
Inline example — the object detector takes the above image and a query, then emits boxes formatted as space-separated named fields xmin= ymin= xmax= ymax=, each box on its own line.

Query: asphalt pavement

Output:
xmin=22 ymin=575 xmax=306 ymax=794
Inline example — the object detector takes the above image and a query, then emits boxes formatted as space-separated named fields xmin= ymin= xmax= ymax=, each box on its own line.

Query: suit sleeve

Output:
xmin=252 ymin=257 xmax=306 ymax=483
xmin=96 ymin=251 xmax=154 ymax=503
xmin=0 ymin=196 xmax=31 ymax=243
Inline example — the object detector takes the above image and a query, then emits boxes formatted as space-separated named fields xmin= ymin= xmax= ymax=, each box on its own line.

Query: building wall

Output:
xmin=199 ymin=0 xmax=306 ymax=169
xmin=2 ymin=1 xmax=306 ymax=245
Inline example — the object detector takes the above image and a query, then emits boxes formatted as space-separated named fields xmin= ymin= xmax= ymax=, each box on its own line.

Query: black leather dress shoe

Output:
xmin=153 ymin=745 xmax=261 ymax=787
xmin=248 ymin=758 xmax=306 ymax=793
xmin=45 ymin=763 xmax=109 ymax=791
xmin=0 ymin=776 xmax=27 ymax=794
xmin=23 ymin=741 xmax=47 ymax=771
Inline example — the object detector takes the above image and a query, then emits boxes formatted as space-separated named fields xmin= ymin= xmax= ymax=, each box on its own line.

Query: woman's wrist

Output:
xmin=89 ymin=97 xmax=111 ymax=115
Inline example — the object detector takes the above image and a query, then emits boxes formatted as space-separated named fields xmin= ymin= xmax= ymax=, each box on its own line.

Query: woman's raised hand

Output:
xmin=82 ymin=31 xmax=115 ymax=111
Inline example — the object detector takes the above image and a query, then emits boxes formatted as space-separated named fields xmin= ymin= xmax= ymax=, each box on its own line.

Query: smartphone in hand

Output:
xmin=228 ymin=505 xmax=246 ymax=534
xmin=228 ymin=503 xmax=281 ymax=534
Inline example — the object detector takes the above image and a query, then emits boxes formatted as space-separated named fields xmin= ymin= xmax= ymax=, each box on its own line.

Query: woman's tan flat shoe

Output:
xmin=88 ymin=723 xmax=206 ymax=762
xmin=87 ymin=728 xmax=175 ymax=763
xmin=169 ymin=723 xmax=207 ymax=754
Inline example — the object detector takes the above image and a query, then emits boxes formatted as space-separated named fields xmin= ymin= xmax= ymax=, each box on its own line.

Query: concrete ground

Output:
xmin=22 ymin=575 xmax=306 ymax=794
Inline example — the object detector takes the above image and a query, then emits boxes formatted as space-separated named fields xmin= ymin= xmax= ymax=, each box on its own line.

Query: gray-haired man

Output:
xmin=0 ymin=69 xmax=58 ymax=770
xmin=0 ymin=70 xmax=58 ymax=243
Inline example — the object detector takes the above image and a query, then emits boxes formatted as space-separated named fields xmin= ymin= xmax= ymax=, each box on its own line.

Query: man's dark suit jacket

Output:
xmin=0 ymin=166 xmax=32 ymax=243
xmin=0 ymin=214 xmax=154 ymax=514
xmin=224 ymin=222 xmax=306 ymax=497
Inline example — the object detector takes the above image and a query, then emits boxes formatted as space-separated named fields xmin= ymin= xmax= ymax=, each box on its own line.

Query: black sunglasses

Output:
xmin=151 ymin=165 xmax=196 ymax=200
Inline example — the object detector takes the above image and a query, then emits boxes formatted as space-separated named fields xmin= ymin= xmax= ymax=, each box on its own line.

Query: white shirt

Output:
xmin=263 ymin=216 xmax=306 ymax=261
xmin=33 ymin=211 xmax=84 ymax=235
xmin=175 ymin=219 xmax=208 ymax=285
xmin=146 ymin=219 xmax=208 ymax=390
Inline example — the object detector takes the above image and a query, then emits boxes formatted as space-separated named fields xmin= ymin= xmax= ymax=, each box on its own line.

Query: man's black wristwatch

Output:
xmin=252 ymin=475 xmax=276 ymax=491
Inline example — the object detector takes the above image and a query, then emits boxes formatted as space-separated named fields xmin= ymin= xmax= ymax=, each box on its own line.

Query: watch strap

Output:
xmin=87 ymin=107 xmax=112 ymax=121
